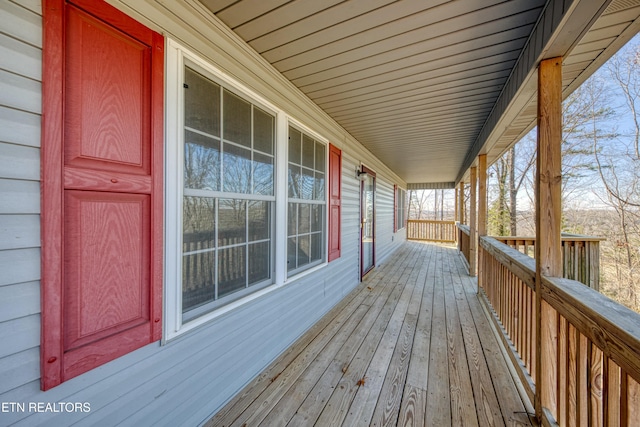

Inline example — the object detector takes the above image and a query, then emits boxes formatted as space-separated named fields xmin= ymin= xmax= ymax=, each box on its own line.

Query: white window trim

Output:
xmin=285 ymin=119 xmax=330 ymax=280
xmin=164 ymin=39 xmax=330 ymax=341
xmin=396 ymin=186 xmax=407 ymax=231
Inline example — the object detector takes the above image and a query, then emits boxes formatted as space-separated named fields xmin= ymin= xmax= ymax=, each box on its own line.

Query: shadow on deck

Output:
xmin=207 ymin=241 xmax=536 ymax=426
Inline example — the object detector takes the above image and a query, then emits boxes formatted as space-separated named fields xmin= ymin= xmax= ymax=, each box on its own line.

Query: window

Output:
xmin=287 ymin=126 xmax=326 ymax=274
xmin=180 ymin=64 xmax=275 ymax=320
xmin=395 ymin=186 xmax=406 ymax=231
xmin=166 ymin=41 xmax=333 ymax=337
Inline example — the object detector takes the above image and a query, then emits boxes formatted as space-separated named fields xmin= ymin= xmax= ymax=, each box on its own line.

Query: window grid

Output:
xmin=287 ymin=126 xmax=326 ymax=274
xmin=182 ymin=65 xmax=275 ymax=318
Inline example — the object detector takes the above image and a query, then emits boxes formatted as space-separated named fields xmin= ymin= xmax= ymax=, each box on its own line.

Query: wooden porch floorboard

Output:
xmin=206 ymin=242 xmax=536 ymax=427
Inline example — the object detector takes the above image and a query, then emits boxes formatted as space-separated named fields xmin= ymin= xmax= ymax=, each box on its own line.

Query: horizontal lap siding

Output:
xmin=0 ymin=0 xmax=406 ymax=425
xmin=0 ymin=1 xmax=43 ymax=417
xmin=375 ymin=178 xmax=403 ymax=265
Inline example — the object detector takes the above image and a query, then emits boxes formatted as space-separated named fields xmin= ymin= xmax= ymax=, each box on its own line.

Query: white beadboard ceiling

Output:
xmin=200 ymin=0 xmax=640 ymax=186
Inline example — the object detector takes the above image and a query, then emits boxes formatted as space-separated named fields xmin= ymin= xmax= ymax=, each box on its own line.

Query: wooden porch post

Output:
xmin=535 ymin=57 xmax=563 ymax=423
xmin=478 ymin=155 xmax=487 ymax=237
xmin=458 ymin=181 xmax=465 ymax=224
xmin=478 ymin=154 xmax=487 ymax=287
xmin=469 ymin=166 xmax=477 ymax=277
xmin=454 ymin=187 xmax=459 ymax=223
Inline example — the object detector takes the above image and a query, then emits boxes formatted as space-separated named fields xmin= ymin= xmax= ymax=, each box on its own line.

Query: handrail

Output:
xmin=478 ymin=235 xmax=640 ymax=426
xmin=494 ymin=233 xmax=606 ymax=243
xmin=457 ymin=223 xmax=470 ymax=235
xmin=491 ymin=233 xmax=603 ymax=290
xmin=457 ymin=224 xmax=471 ymax=266
xmin=406 ymin=219 xmax=457 ymax=243
xmin=541 ymin=275 xmax=640 ymax=383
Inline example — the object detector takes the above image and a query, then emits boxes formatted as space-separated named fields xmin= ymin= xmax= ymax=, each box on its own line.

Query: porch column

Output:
xmin=469 ymin=166 xmax=477 ymax=277
xmin=477 ymin=154 xmax=487 ymax=287
xmin=535 ymin=57 xmax=563 ymax=422
xmin=458 ymin=181 xmax=465 ymax=224
xmin=454 ymin=187 xmax=459 ymax=223
xmin=478 ymin=155 xmax=487 ymax=237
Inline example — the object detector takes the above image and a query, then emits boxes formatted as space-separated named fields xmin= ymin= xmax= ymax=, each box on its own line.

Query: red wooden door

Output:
xmin=41 ymin=0 xmax=163 ymax=389
xmin=328 ymin=144 xmax=342 ymax=262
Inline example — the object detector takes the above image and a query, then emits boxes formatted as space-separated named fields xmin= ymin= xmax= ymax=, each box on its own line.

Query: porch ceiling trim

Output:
xmin=456 ymin=0 xmax=613 ymax=184
xmin=407 ymin=182 xmax=456 ymax=190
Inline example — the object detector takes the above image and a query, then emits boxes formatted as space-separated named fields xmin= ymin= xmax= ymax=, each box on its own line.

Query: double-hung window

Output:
xmin=287 ymin=126 xmax=326 ymax=274
xmin=175 ymin=56 xmax=276 ymax=323
xmin=167 ymin=41 xmax=331 ymax=337
xmin=395 ymin=187 xmax=406 ymax=231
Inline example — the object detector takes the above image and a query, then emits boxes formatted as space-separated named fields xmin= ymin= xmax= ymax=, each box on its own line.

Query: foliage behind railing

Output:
xmin=406 ymin=219 xmax=457 ymax=243
xmin=479 ymin=236 xmax=640 ymax=426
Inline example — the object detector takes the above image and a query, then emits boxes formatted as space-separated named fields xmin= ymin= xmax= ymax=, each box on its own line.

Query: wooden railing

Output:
xmin=458 ymin=224 xmax=470 ymax=267
xmin=479 ymin=236 xmax=640 ymax=426
xmin=407 ymin=219 xmax=457 ymax=243
xmin=494 ymin=234 xmax=604 ymax=290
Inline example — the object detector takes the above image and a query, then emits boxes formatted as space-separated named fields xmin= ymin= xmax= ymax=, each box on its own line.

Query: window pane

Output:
xmin=253 ymin=107 xmax=274 ymax=154
xmin=287 ymin=237 xmax=297 ymax=271
xmin=288 ymin=164 xmax=301 ymax=198
xmin=183 ymin=196 xmax=216 ymax=250
xmin=288 ymin=203 xmax=297 ymax=237
xmin=302 ymin=135 xmax=315 ymax=168
xmin=301 ymin=167 xmax=314 ymax=199
xmin=248 ymin=242 xmax=270 ymax=285
xmin=314 ymin=172 xmax=325 ymax=200
xmin=289 ymin=127 xmax=301 ymax=165
xmin=311 ymin=233 xmax=322 ymax=262
xmin=249 ymin=201 xmax=270 ymax=242
xmin=182 ymin=196 xmax=216 ymax=313
xmin=223 ymin=143 xmax=251 ymax=193
xmin=223 ymin=90 xmax=251 ymax=147
xmin=298 ymin=203 xmax=310 ymax=234
xmin=184 ymin=67 xmax=220 ymax=137
xmin=253 ymin=153 xmax=273 ymax=195
xmin=218 ymin=199 xmax=246 ymax=246
xmin=311 ymin=204 xmax=323 ymax=232
xmin=315 ymin=142 xmax=325 ymax=172
xmin=184 ymin=131 xmax=220 ymax=191
xmin=182 ymin=251 xmax=215 ymax=312
xmin=297 ymin=235 xmax=310 ymax=268
xmin=218 ymin=246 xmax=246 ymax=297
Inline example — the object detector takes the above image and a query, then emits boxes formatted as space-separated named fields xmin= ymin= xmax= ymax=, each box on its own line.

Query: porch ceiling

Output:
xmin=200 ymin=0 xmax=640 ymax=186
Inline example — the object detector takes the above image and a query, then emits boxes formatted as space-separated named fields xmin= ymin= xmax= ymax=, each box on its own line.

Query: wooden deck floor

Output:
xmin=206 ymin=242 xmax=536 ymax=426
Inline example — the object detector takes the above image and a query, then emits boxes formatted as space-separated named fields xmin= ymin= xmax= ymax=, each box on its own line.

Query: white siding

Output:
xmin=0 ymin=1 xmax=407 ymax=425
xmin=0 ymin=1 xmax=42 ymax=419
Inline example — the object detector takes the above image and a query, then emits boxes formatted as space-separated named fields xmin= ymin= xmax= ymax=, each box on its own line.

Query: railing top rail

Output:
xmin=456 ymin=224 xmax=471 ymax=235
xmin=480 ymin=236 xmax=536 ymax=289
xmin=541 ymin=275 xmax=640 ymax=383
xmin=406 ymin=219 xmax=456 ymax=224
xmin=558 ymin=232 xmax=606 ymax=242
xmin=492 ymin=233 xmax=605 ymax=242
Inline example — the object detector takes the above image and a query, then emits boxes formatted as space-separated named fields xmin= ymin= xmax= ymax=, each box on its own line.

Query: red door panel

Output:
xmin=64 ymin=5 xmax=150 ymax=174
xmin=63 ymin=191 xmax=150 ymax=351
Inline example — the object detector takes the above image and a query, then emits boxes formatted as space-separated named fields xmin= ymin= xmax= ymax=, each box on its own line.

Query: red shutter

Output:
xmin=41 ymin=0 xmax=164 ymax=390
xmin=328 ymin=144 xmax=342 ymax=262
